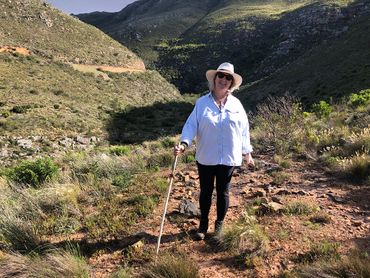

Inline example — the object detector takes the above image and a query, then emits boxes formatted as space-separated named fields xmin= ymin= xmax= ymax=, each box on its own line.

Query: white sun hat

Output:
xmin=206 ymin=62 xmax=243 ymax=92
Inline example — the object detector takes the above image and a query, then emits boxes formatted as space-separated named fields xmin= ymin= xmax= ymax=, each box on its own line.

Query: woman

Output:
xmin=174 ymin=62 xmax=254 ymax=240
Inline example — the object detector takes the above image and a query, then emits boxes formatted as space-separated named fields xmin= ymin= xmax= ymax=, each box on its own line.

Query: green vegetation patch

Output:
xmin=6 ymin=157 xmax=59 ymax=188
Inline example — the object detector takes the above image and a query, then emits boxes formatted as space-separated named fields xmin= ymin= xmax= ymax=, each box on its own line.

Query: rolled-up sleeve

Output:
xmin=180 ymin=105 xmax=198 ymax=147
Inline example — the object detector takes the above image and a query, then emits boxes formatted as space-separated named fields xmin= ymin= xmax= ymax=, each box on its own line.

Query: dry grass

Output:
xmin=140 ymin=254 xmax=199 ymax=278
xmin=0 ymin=249 xmax=90 ymax=278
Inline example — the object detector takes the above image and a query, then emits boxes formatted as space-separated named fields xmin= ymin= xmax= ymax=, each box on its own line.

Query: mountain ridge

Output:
xmin=77 ymin=0 xmax=370 ymax=107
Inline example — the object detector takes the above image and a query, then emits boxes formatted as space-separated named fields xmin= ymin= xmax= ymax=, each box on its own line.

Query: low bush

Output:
xmin=309 ymin=212 xmax=331 ymax=224
xmin=1 ymin=111 xmax=10 ymax=118
xmin=35 ymin=184 xmax=82 ymax=235
xmin=7 ymin=158 xmax=59 ymax=188
xmin=109 ymin=145 xmax=131 ymax=156
xmin=11 ymin=105 xmax=32 ymax=114
xmin=252 ymin=95 xmax=305 ymax=155
xmin=312 ymin=100 xmax=332 ymax=118
xmin=160 ymin=137 xmax=176 ymax=148
xmin=125 ymin=195 xmax=158 ymax=217
xmin=69 ymin=154 xmax=130 ymax=184
xmin=283 ymin=201 xmax=319 ymax=216
xmin=146 ymin=152 xmax=174 ymax=169
xmin=339 ymin=153 xmax=370 ymax=184
xmin=215 ymin=210 xmax=268 ymax=268
xmin=294 ymin=241 xmax=340 ymax=264
xmin=349 ymin=89 xmax=370 ymax=107
xmin=112 ymin=172 xmax=133 ymax=188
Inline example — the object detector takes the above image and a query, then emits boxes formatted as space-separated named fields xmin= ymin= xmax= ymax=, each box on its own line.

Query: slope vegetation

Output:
xmin=77 ymin=0 xmax=217 ymax=65
xmin=0 ymin=0 xmax=181 ymax=139
xmin=78 ymin=0 xmax=370 ymax=107
xmin=238 ymin=11 xmax=370 ymax=108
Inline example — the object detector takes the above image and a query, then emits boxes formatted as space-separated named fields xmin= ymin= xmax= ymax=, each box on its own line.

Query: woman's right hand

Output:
xmin=174 ymin=144 xmax=185 ymax=156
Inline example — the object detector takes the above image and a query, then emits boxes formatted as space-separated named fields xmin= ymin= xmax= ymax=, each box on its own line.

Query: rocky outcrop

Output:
xmin=0 ymin=135 xmax=101 ymax=165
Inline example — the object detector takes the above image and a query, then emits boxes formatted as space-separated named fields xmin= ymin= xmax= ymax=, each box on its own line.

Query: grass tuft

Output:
xmin=215 ymin=210 xmax=268 ymax=268
xmin=140 ymin=254 xmax=199 ymax=278
xmin=0 ymin=248 xmax=90 ymax=277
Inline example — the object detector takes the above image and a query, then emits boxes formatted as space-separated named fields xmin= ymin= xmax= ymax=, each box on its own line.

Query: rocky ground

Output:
xmin=89 ymin=152 xmax=370 ymax=277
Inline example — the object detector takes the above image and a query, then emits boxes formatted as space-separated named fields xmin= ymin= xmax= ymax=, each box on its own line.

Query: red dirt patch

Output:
xmin=0 ymin=46 xmax=31 ymax=55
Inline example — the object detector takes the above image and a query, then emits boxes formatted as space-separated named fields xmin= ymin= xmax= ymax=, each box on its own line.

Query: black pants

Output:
xmin=197 ymin=162 xmax=235 ymax=232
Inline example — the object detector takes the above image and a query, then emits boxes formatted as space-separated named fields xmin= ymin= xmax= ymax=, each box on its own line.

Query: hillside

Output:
xmin=238 ymin=11 xmax=370 ymax=108
xmin=77 ymin=0 xmax=216 ymax=65
xmin=78 ymin=0 xmax=370 ymax=105
xmin=0 ymin=0 xmax=182 ymax=144
xmin=0 ymin=0 xmax=369 ymax=277
xmin=0 ymin=0 xmax=143 ymax=67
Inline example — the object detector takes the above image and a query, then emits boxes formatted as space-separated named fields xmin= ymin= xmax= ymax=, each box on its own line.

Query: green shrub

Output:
xmin=53 ymin=89 xmax=69 ymax=97
xmin=125 ymin=195 xmax=158 ymax=217
xmin=112 ymin=172 xmax=133 ymax=188
xmin=274 ymin=155 xmax=292 ymax=169
xmin=160 ymin=137 xmax=176 ymax=148
xmin=11 ymin=105 xmax=32 ymax=114
xmin=283 ymin=201 xmax=318 ymax=216
xmin=8 ymin=158 xmax=59 ymax=187
xmin=183 ymin=154 xmax=196 ymax=164
xmin=70 ymin=155 xmax=130 ymax=183
xmin=35 ymin=184 xmax=82 ymax=235
xmin=294 ymin=241 xmax=340 ymax=263
xmin=349 ymin=89 xmax=370 ymax=107
xmin=1 ymin=111 xmax=10 ymax=118
xmin=147 ymin=152 xmax=174 ymax=169
xmin=271 ymin=171 xmax=290 ymax=185
xmin=109 ymin=145 xmax=130 ymax=156
xmin=312 ymin=101 xmax=332 ymax=118
xmin=215 ymin=210 xmax=268 ymax=268
xmin=309 ymin=212 xmax=331 ymax=224
xmin=153 ymin=177 xmax=168 ymax=194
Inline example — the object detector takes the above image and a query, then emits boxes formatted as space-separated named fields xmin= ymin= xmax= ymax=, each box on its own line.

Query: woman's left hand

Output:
xmin=245 ymin=153 xmax=254 ymax=167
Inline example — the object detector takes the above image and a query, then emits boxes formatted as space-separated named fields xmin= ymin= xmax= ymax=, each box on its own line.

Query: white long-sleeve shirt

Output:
xmin=180 ymin=92 xmax=253 ymax=166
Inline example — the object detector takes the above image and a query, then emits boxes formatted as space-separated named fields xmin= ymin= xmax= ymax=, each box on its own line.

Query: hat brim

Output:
xmin=206 ymin=69 xmax=243 ymax=92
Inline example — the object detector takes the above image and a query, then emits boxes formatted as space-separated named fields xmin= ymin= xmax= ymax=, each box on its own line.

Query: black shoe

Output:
xmin=194 ymin=231 xmax=206 ymax=241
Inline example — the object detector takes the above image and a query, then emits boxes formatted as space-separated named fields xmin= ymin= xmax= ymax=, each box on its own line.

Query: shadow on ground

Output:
xmin=53 ymin=231 xmax=188 ymax=258
xmin=106 ymin=101 xmax=194 ymax=144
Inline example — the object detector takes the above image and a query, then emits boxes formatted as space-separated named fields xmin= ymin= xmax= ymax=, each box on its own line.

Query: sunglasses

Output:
xmin=216 ymin=72 xmax=233 ymax=81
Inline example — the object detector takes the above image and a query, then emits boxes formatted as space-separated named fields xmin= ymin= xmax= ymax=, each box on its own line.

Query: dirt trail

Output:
xmin=0 ymin=46 xmax=31 ymax=55
xmin=0 ymin=45 xmax=145 ymax=74
xmin=90 ymin=154 xmax=370 ymax=277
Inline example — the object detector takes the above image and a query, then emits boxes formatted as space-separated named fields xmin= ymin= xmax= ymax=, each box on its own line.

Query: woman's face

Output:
xmin=215 ymin=72 xmax=233 ymax=93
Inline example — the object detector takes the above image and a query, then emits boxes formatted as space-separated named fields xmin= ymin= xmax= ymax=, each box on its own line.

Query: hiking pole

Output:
xmin=156 ymin=154 xmax=178 ymax=255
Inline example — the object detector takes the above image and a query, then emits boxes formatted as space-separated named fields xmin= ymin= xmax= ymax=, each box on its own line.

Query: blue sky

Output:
xmin=46 ymin=0 xmax=137 ymax=14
